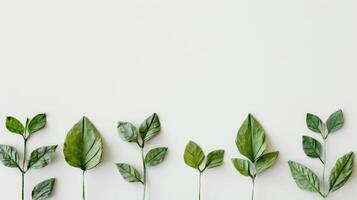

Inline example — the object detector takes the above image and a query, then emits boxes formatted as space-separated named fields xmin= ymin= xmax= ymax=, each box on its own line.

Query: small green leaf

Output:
xmin=306 ymin=113 xmax=323 ymax=134
xmin=116 ymin=163 xmax=142 ymax=183
xmin=145 ymin=147 xmax=168 ymax=166
xmin=28 ymin=113 xmax=47 ymax=135
xmin=184 ymin=141 xmax=205 ymax=170
xmin=236 ymin=114 xmax=267 ymax=162
xmin=231 ymin=158 xmax=252 ymax=177
xmin=288 ymin=161 xmax=320 ymax=192
xmin=32 ymin=178 xmax=56 ymax=200
xmin=302 ymin=136 xmax=322 ymax=160
xmin=326 ymin=109 xmax=344 ymax=134
xmin=63 ymin=116 xmax=104 ymax=171
xmin=28 ymin=145 xmax=58 ymax=169
xmin=5 ymin=116 xmax=25 ymax=135
xmin=0 ymin=144 xmax=20 ymax=168
xmin=329 ymin=152 xmax=354 ymax=193
xmin=117 ymin=122 xmax=138 ymax=143
xmin=204 ymin=150 xmax=225 ymax=169
xmin=139 ymin=113 xmax=161 ymax=142
xmin=255 ymin=151 xmax=279 ymax=174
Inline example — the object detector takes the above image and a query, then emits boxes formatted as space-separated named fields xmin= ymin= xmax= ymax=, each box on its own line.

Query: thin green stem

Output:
xmin=251 ymin=177 xmax=256 ymax=200
xmin=82 ymin=170 xmax=86 ymax=200
xmin=22 ymin=138 xmax=27 ymax=200
xmin=141 ymin=147 xmax=147 ymax=200
xmin=322 ymin=138 xmax=327 ymax=195
xmin=198 ymin=172 xmax=202 ymax=200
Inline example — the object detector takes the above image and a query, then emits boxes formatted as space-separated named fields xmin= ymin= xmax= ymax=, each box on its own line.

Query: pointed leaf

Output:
xmin=6 ymin=116 xmax=24 ymax=135
xmin=329 ymin=152 xmax=354 ymax=193
xmin=255 ymin=151 xmax=279 ymax=174
xmin=63 ymin=117 xmax=104 ymax=171
xmin=28 ymin=145 xmax=57 ymax=169
xmin=139 ymin=113 xmax=161 ymax=142
xmin=326 ymin=110 xmax=344 ymax=134
xmin=288 ymin=161 xmax=320 ymax=192
xmin=28 ymin=113 xmax=47 ymax=135
xmin=302 ymin=136 xmax=322 ymax=160
xmin=116 ymin=163 xmax=142 ymax=183
xmin=0 ymin=144 xmax=20 ymax=168
xmin=184 ymin=141 xmax=205 ymax=170
xmin=231 ymin=158 xmax=252 ymax=177
xmin=204 ymin=150 xmax=225 ymax=169
xmin=306 ymin=113 xmax=323 ymax=134
xmin=32 ymin=178 xmax=55 ymax=200
xmin=145 ymin=147 xmax=168 ymax=166
xmin=117 ymin=122 xmax=138 ymax=143
xmin=236 ymin=114 xmax=267 ymax=162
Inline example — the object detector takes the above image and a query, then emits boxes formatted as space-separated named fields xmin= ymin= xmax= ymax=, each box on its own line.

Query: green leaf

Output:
xmin=28 ymin=145 xmax=57 ymax=169
xmin=117 ymin=122 xmax=138 ymax=143
xmin=231 ymin=158 xmax=252 ymax=177
xmin=5 ymin=116 xmax=24 ymax=135
xmin=236 ymin=114 xmax=267 ymax=162
xmin=255 ymin=151 xmax=279 ymax=174
xmin=184 ymin=141 xmax=205 ymax=170
xmin=32 ymin=178 xmax=55 ymax=200
xmin=204 ymin=150 xmax=225 ymax=169
xmin=63 ymin=116 xmax=104 ymax=171
xmin=139 ymin=113 xmax=161 ymax=142
xmin=116 ymin=163 xmax=142 ymax=183
xmin=329 ymin=152 xmax=354 ymax=193
xmin=145 ymin=147 xmax=168 ymax=167
xmin=302 ymin=136 xmax=322 ymax=160
xmin=0 ymin=144 xmax=20 ymax=168
xmin=288 ymin=161 xmax=320 ymax=192
xmin=306 ymin=113 xmax=323 ymax=134
xmin=28 ymin=113 xmax=47 ymax=135
xmin=326 ymin=109 xmax=344 ymax=134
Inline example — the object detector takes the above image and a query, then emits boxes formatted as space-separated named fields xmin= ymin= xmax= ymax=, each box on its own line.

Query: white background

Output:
xmin=0 ymin=0 xmax=357 ymax=200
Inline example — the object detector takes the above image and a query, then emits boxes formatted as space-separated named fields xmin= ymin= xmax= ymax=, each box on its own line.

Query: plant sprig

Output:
xmin=232 ymin=114 xmax=279 ymax=200
xmin=0 ymin=114 xmax=57 ymax=200
xmin=116 ymin=113 xmax=168 ymax=200
xmin=288 ymin=109 xmax=355 ymax=198
xmin=184 ymin=140 xmax=225 ymax=200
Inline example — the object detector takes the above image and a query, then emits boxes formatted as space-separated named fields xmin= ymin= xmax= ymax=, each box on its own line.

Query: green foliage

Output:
xmin=232 ymin=114 xmax=279 ymax=200
xmin=0 ymin=113 xmax=57 ymax=200
xmin=288 ymin=109 xmax=354 ymax=198
xmin=116 ymin=113 xmax=168 ymax=200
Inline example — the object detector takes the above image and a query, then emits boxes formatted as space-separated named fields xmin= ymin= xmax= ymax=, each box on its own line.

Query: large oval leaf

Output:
xmin=32 ymin=178 xmax=56 ymax=200
xmin=302 ymin=136 xmax=322 ymax=160
xmin=63 ymin=117 xmax=103 ymax=171
xmin=329 ymin=152 xmax=354 ymax=193
xmin=326 ymin=109 xmax=344 ymax=134
xmin=288 ymin=161 xmax=320 ymax=192
xmin=184 ymin=141 xmax=205 ymax=170
xmin=236 ymin=114 xmax=267 ymax=162
xmin=0 ymin=144 xmax=20 ymax=168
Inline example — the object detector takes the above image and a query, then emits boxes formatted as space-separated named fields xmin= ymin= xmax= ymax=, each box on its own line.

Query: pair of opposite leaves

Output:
xmin=289 ymin=110 xmax=355 ymax=198
xmin=0 ymin=114 xmax=56 ymax=200
xmin=184 ymin=114 xmax=279 ymax=200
